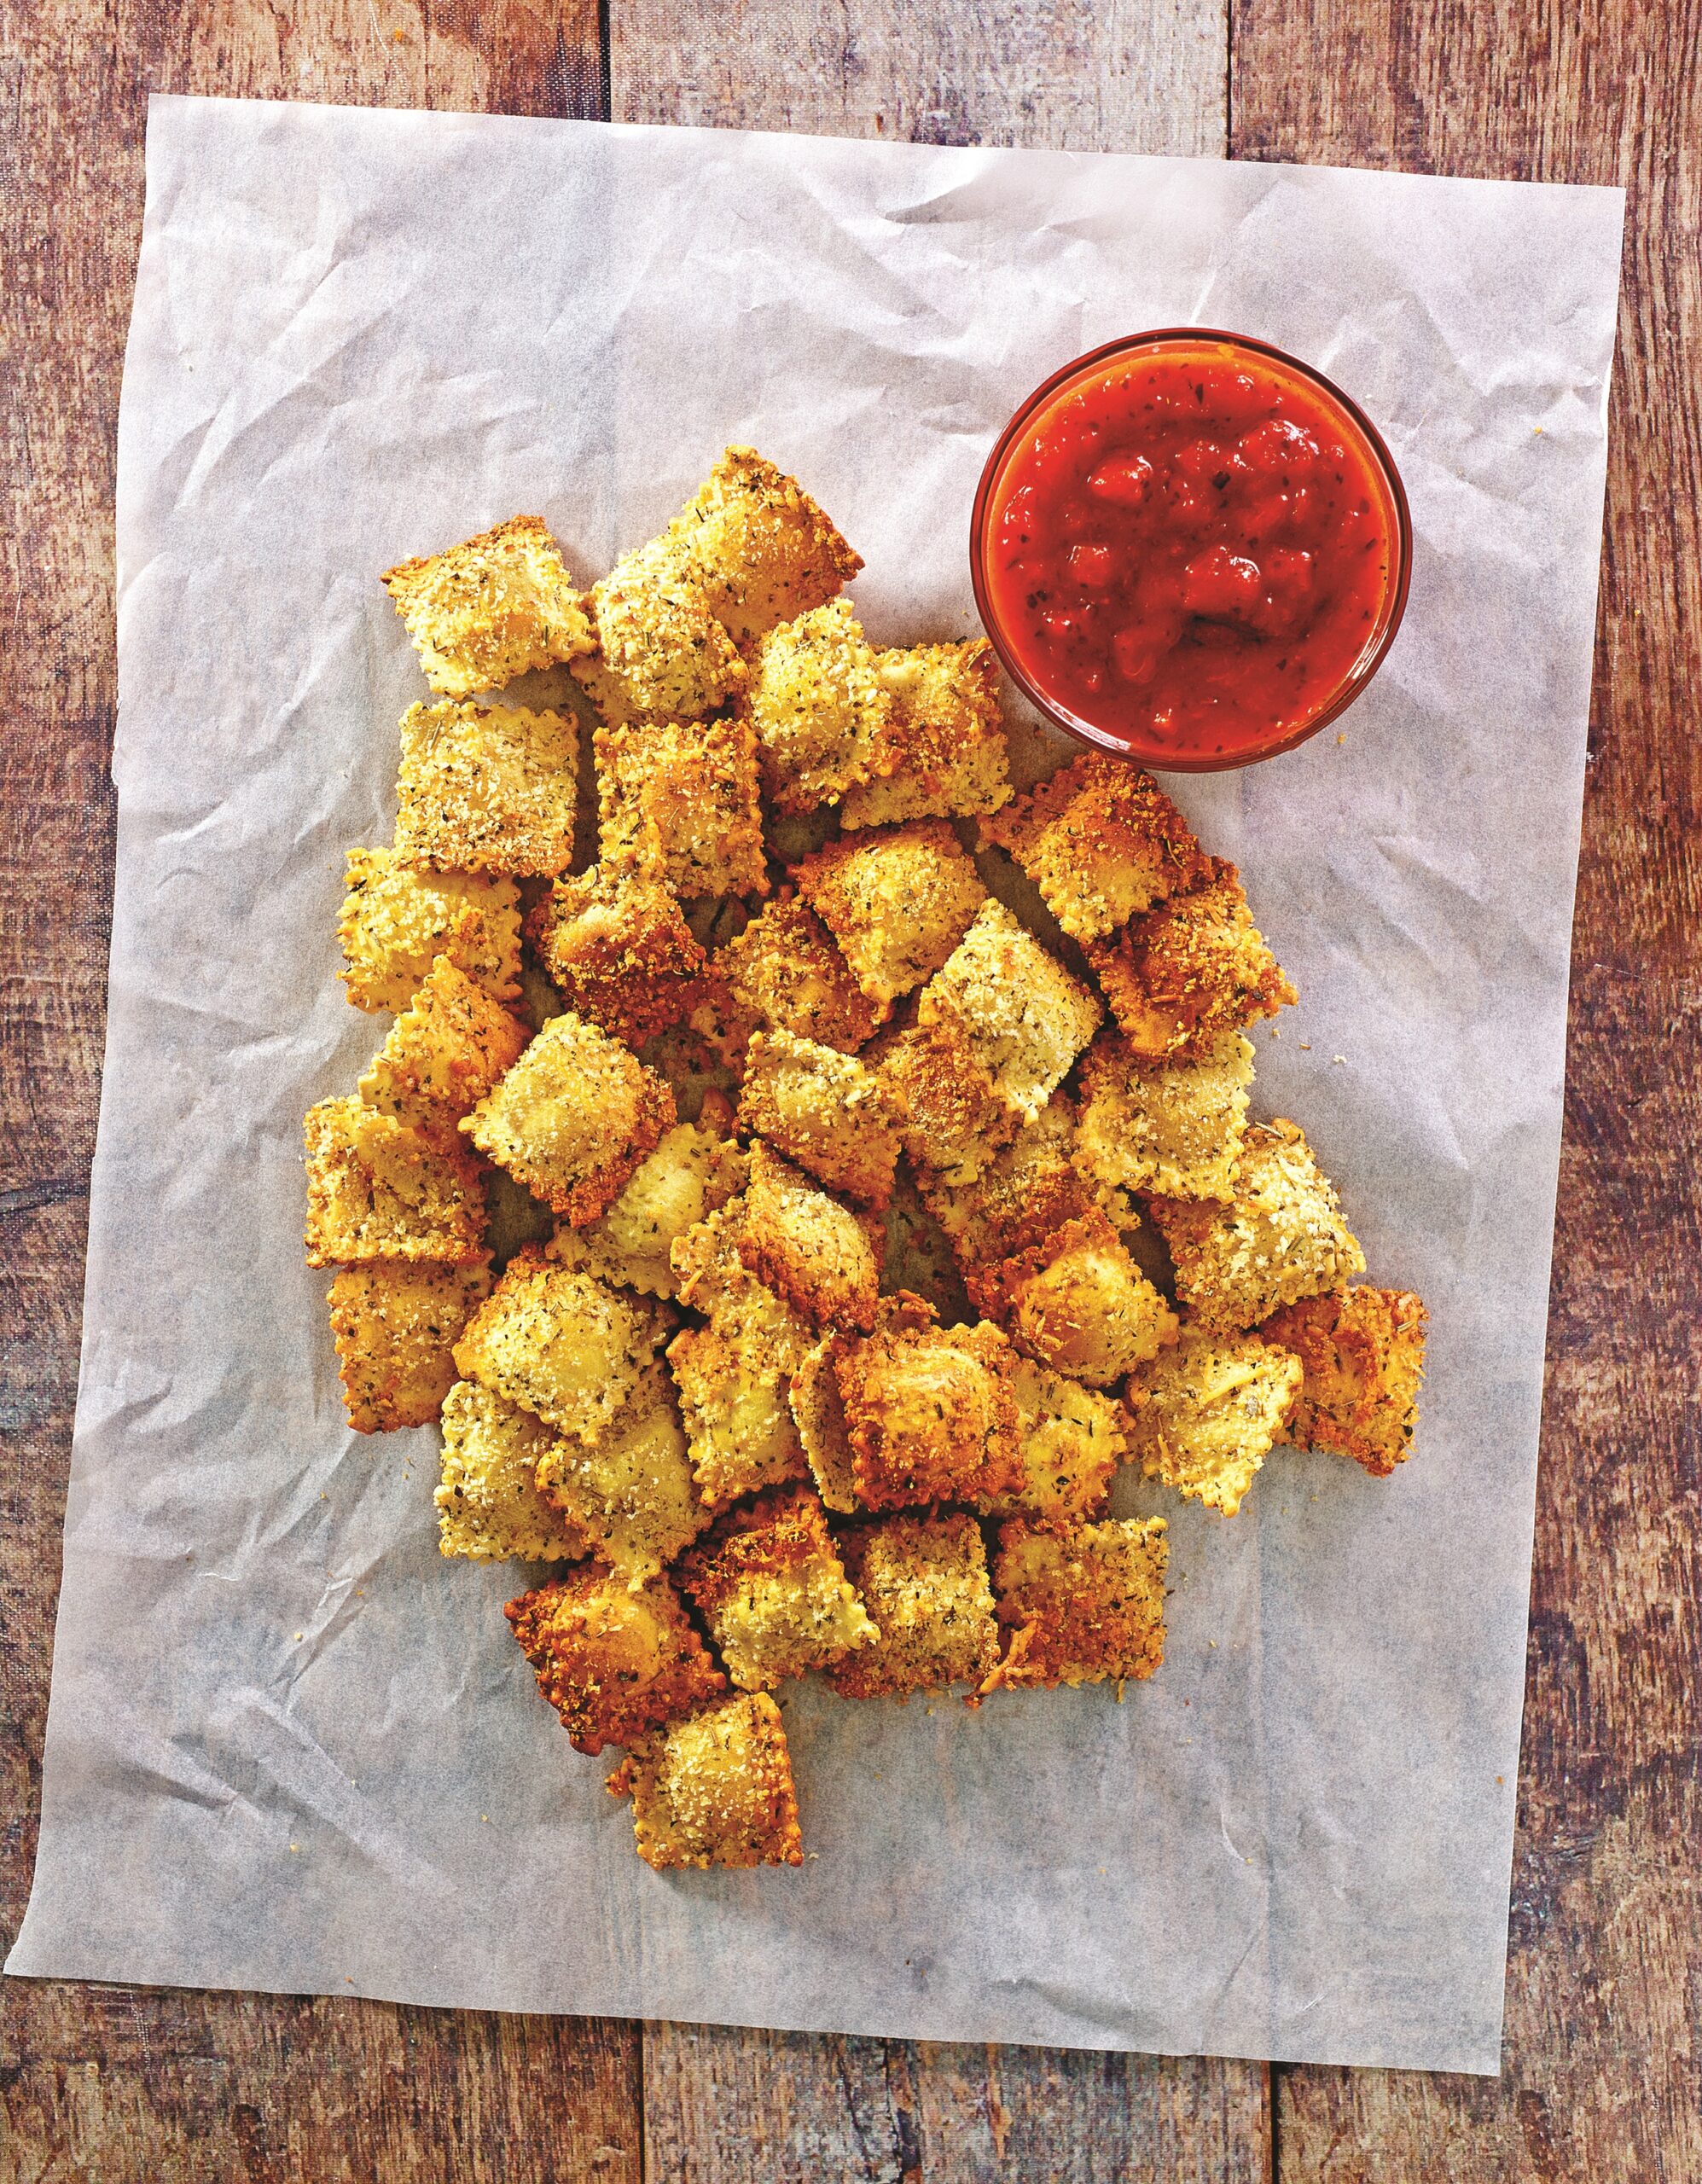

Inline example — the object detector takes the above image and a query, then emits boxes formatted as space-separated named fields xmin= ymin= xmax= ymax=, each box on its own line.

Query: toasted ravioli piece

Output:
xmin=381 ymin=514 xmax=594 ymax=698
xmin=839 ymin=641 xmax=1012 ymax=828
xmin=1085 ymin=858 xmax=1296 ymax=1059
xmin=535 ymin=1360 xmax=709 ymax=1581
xmin=981 ymin=755 xmax=1208 ymax=941
xmin=505 ymin=1564 xmax=725 ymax=1755
xmin=1125 ymin=1327 xmax=1304 ymax=1517
xmin=669 ymin=1202 xmax=816 ymax=1376
xmin=835 ymin=1297 xmax=1024 ymax=1511
xmin=328 ymin=1260 xmax=491 ymax=1432
xmin=795 ymin=821 xmax=988 ymax=1007
xmin=921 ymin=1098 xmax=1098 ymax=1271
xmin=738 ymin=598 xmax=897 ymax=813
xmin=696 ymin=892 xmax=882 ymax=1063
xmin=453 ymin=1247 xmax=659 ymax=1443
xmin=917 ymin=899 xmax=1101 ymax=1124
xmin=338 ymin=847 xmax=523 ymax=1014
xmin=567 ymin=1124 xmax=746 ymax=1298
xmin=828 ymin=1513 xmax=1000 ymax=1700
xmin=528 ymin=866 xmax=707 ymax=1048
xmin=663 ymin=444 xmax=862 ymax=641
xmin=607 ymin=1692 xmax=802 ymax=1870
xmin=594 ymin=712 xmax=769 ymax=899
xmin=1261 ymin=1286 xmax=1427 ymax=1477
xmin=985 ymin=1356 xmax=1124 ymax=1524
xmin=789 ymin=1333 xmax=860 ymax=1513
xmin=1076 ymin=1030 xmax=1255 ymax=1202
xmin=303 ymin=1096 xmax=485 ymax=1268
xmin=969 ymin=1208 xmax=1178 ymax=1386
xmin=737 ymin=1141 xmax=884 ymax=1333
xmin=462 ymin=1013 xmax=675 ymax=1225
xmin=393 ymin=700 xmax=578 ymax=876
xmin=678 ymin=1486 xmax=876 ymax=1692
xmin=984 ymin=1517 xmax=1168 ymax=1692
xmin=572 ymin=537 xmax=746 ymax=726
xmin=738 ymin=1030 xmax=899 ymax=1207
xmin=434 ymin=1380 xmax=589 ymax=1562
xmin=667 ymin=1322 xmax=810 ymax=1511
xmin=1147 ymin=1118 xmax=1366 ymax=1333
xmin=875 ymin=1022 xmax=1021 ymax=1188
xmin=357 ymin=957 xmax=529 ymax=1141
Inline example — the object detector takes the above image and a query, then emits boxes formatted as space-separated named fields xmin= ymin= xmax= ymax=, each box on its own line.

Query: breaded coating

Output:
xmin=737 ymin=1029 xmax=899 ymax=1207
xmin=879 ymin=1162 xmax=972 ymax=1325
xmin=338 ymin=847 xmax=522 ymax=1014
xmin=1076 ymin=1029 xmax=1255 ymax=1202
xmin=668 ymin=1201 xmax=816 ymax=1378
xmin=594 ymin=712 xmax=769 ymax=899
xmin=462 ymin=1012 xmax=675 ymax=1226
xmin=1147 ymin=1118 xmax=1366 ymax=1333
xmin=794 ymin=821 xmax=988 ymax=1008
xmin=572 ymin=537 xmax=746 ymax=726
xmin=921 ymin=1098 xmax=1098 ymax=1270
xmin=834 ymin=1296 xmax=1024 ymax=1511
xmin=875 ymin=1022 xmax=1021 ymax=1188
xmin=535 ymin=1360 xmax=709 ymax=1581
xmin=667 ymin=1321 xmax=810 ymax=1511
xmin=839 ymin=641 xmax=1012 ymax=828
xmin=737 ymin=597 xmax=897 ymax=813
xmin=380 ymin=513 xmax=594 ymax=698
xmin=789 ymin=1333 xmax=860 ymax=1513
xmin=694 ymin=892 xmax=882 ymax=1064
xmin=1085 ymin=858 xmax=1296 ymax=1059
xmin=607 ymin=1692 xmax=802 ymax=1870
xmin=828 ymin=1513 xmax=1000 ymax=1700
xmin=737 ymin=1141 xmax=884 ymax=1333
xmin=505 ymin=1564 xmax=725 ymax=1755
xmin=678 ymin=1485 xmax=876 ymax=1692
xmin=453 ymin=1246 xmax=660 ymax=1443
xmin=303 ymin=1096 xmax=485 ymax=1268
xmin=328 ymin=1260 xmax=491 ymax=1433
xmin=357 ymin=957 xmax=529 ymax=1141
xmin=1261 ymin=1286 xmax=1427 ymax=1477
xmin=917 ymin=898 xmax=1101 ymax=1124
xmin=434 ymin=1379 xmax=589 ymax=1562
xmin=393 ymin=700 xmax=578 ymax=876
xmin=566 ymin=1124 xmax=746 ymax=1298
xmin=663 ymin=444 xmax=861 ymax=641
xmin=984 ymin=1355 xmax=1124 ymax=1524
xmin=969 ymin=1207 xmax=1178 ymax=1386
xmin=983 ymin=1517 xmax=1168 ymax=1692
xmin=1124 ymin=1327 xmax=1304 ymax=1517
xmin=980 ymin=754 xmax=1208 ymax=941
xmin=527 ymin=865 xmax=707 ymax=1048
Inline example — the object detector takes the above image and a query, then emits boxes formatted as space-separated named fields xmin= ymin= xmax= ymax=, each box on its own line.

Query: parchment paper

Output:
xmin=7 ymin=95 xmax=1624 ymax=2074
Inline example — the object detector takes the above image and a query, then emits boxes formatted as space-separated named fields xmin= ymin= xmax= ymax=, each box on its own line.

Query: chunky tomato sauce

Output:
xmin=979 ymin=340 xmax=1403 ymax=764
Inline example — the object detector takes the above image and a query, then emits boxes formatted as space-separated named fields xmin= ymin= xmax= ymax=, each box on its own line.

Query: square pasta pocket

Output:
xmin=381 ymin=513 xmax=594 ymax=697
xmin=663 ymin=444 xmax=862 ymax=641
xmin=535 ymin=1360 xmax=711 ymax=1582
xmin=828 ymin=1513 xmax=1000 ymax=1701
xmin=328 ymin=1260 xmax=491 ymax=1432
xmin=607 ymin=1693 xmax=803 ymax=1871
xmin=795 ymin=821 xmax=988 ymax=1008
xmin=678 ymin=1485 xmax=876 ymax=1692
xmin=393 ymin=700 xmax=578 ymax=875
xmin=434 ymin=1379 xmax=590 ymax=1563
xmin=983 ymin=1517 xmax=1169 ymax=1694
xmin=505 ymin=1565 xmax=725 ymax=1755
xmin=303 ymin=1096 xmax=485 ymax=1268
xmin=594 ymin=712 xmax=770 ymax=900
xmin=834 ymin=1297 xmax=1024 ymax=1511
xmin=453 ymin=1247 xmax=662 ymax=1443
xmin=338 ymin=847 xmax=522 ymax=1014
xmin=839 ymin=640 xmax=1012 ymax=829
xmin=916 ymin=898 xmax=1101 ymax=1124
xmin=357 ymin=958 xmax=529 ymax=1142
xmin=1124 ymin=1327 xmax=1304 ymax=1517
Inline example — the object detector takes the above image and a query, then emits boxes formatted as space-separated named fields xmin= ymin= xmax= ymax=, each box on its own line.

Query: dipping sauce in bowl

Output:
xmin=971 ymin=330 xmax=1411 ymax=771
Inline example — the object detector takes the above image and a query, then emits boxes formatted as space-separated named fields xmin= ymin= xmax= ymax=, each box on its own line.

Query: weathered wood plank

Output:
xmin=1231 ymin=2 xmax=1702 ymax=2179
xmin=0 ymin=6 xmax=642 ymax=2181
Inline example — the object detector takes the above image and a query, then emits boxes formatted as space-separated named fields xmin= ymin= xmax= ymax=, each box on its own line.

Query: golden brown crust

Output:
xmin=677 ymin=1484 xmax=877 ymax=1691
xmin=1124 ymin=1327 xmax=1304 ymax=1517
xmin=1084 ymin=858 xmax=1296 ymax=1059
xmin=357 ymin=957 xmax=529 ymax=1141
xmin=980 ymin=754 xmax=1209 ymax=940
xmin=1146 ymin=1118 xmax=1366 ymax=1333
xmin=967 ymin=1207 xmax=1179 ymax=1387
xmin=982 ymin=1517 xmax=1168 ymax=1693
xmin=393 ymin=700 xmax=579 ymax=876
xmin=983 ymin=1355 xmax=1125 ymax=1524
xmin=915 ymin=898 xmax=1101 ymax=1123
xmin=693 ymin=891 xmax=883 ymax=1065
xmin=1075 ymin=1028 xmax=1255 ymax=1201
xmin=462 ymin=1013 xmax=676 ymax=1226
xmin=303 ymin=1096 xmax=486 ymax=1268
xmin=1260 ymin=1286 xmax=1426 ymax=1476
xmin=737 ymin=1029 xmax=900 ymax=1208
xmin=736 ymin=1141 xmax=885 ymax=1333
xmin=566 ymin=1124 xmax=746 ymax=1298
xmin=668 ymin=1199 xmax=817 ymax=1377
xmin=736 ymin=598 xmax=897 ymax=813
xmin=834 ymin=1296 xmax=1025 ymax=1511
xmin=874 ymin=1021 xmax=1022 ymax=1188
xmin=505 ymin=1563 xmax=726 ymax=1755
xmin=452 ymin=1246 xmax=661 ymax=1443
xmin=434 ymin=1378 xmax=590 ymax=1562
xmin=662 ymin=444 xmax=862 ymax=642
xmin=793 ymin=821 xmax=987 ymax=1006
xmin=839 ymin=641 xmax=1012 ymax=828
xmin=572 ymin=537 xmax=746 ymax=726
xmin=828 ymin=1513 xmax=1000 ymax=1700
xmin=526 ymin=865 xmax=708 ymax=1048
xmin=593 ymin=712 xmax=770 ymax=900
xmin=607 ymin=1692 xmax=803 ymax=1870
xmin=533 ymin=1358 xmax=709 ymax=1582
xmin=328 ymin=1260 xmax=491 ymax=1433
xmin=380 ymin=513 xmax=594 ymax=697
xmin=338 ymin=848 xmax=522 ymax=1014
xmin=666 ymin=1321 xmax=810 ymax=1511
xmin=919 ymin=1098 xmax=1099 ymax=1271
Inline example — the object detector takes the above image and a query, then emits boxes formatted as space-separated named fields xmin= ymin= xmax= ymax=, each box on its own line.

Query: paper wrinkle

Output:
xmin=7 ymin=98 xmax=1622 ymax=2077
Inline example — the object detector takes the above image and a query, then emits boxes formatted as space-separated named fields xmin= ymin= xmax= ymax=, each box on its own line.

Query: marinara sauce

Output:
xmin=972 ymin=333 xmax=1410 ymax=770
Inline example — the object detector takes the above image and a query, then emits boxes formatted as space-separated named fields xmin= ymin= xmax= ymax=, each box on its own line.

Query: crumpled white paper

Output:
xmin=7 ymin=95 xmax=1623 ymax=2074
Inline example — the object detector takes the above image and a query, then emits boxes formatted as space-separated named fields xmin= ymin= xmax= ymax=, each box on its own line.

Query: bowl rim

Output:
xmin=968 ymin=327 xmax=1414 ymax=774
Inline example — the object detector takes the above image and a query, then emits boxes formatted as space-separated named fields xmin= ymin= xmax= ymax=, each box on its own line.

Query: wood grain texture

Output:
xmin=1232 ymin=2 xmax=1702 ymax=2180
xmin=0 ymin=6 xmax=642 ymax=2181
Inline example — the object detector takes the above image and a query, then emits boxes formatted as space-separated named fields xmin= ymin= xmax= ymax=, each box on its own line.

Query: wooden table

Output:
xmin=3 ymin=4 xmax=1696 ymax=2176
